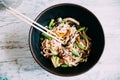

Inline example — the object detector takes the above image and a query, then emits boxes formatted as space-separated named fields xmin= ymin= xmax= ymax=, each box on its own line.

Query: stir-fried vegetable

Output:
xmin=72 ymin=50 xmax=80 ymax=57
xmin=61 ymin=19 xmax=65 ymax=23
xmin=48 ymin=19 xmax=54 ymax=30
xmin=61 ymin=64 xmax=69 ymax=68
xmin=50 ymin=46 xmax=54 ymax=51
xmin=75 ymin=40 xmax=85 ymax=50
xmin=51 ymin=56 xmax=60 ymax=68
xmin=41 ymin=17 xmax=91 ymax=68
xmin=77 ymin=36 xmax=81 ymax=42
xmin=83 ymin=31 xmax=90 ymax=50
xmin=76 ymin=27 xmax=85 ymax=32
xmin=41 ymin=32 xmax=51 ymax=40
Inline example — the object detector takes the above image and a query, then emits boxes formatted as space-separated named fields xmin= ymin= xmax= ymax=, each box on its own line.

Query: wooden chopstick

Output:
xmin=8 ymin=7 xmax=57 ymax=37
xmin=6 ymin=7 xmax=63 ymax=43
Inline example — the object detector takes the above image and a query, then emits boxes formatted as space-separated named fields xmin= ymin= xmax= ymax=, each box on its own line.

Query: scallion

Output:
xmin=61 ymin=64 xmax=69 ymax=68
xmin=48 ymin=19 xmax=54 ymax=30
xmin=41 ymin=33 xmax=51 ymax=40
xmin=75 ymin=40 xmax=85 ymax=50
xmin=76 ymin=27 xmax=85 ymax=32
xmin=72 ymin=50 xmax=80 ymax=57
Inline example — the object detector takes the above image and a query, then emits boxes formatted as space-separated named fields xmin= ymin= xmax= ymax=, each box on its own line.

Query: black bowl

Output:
xmin=29 ymin=3 xmax=105 ymax=76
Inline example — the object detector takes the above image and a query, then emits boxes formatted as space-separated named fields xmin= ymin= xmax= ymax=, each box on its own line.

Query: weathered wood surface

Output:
xmin=0 ymin=0 xmax=120 ymax=80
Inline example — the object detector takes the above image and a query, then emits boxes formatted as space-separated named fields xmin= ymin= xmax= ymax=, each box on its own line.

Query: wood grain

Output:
xmin=0 ymin=0 xmax=120 ymax=80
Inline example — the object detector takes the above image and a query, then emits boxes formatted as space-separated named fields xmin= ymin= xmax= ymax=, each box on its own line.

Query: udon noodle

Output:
xmin=40 ymin=17 xmax=91 ymax=68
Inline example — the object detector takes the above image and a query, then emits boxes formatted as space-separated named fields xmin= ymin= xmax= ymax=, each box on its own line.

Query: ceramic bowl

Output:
xmin=29 ymin=3 xmax=105 ymax=76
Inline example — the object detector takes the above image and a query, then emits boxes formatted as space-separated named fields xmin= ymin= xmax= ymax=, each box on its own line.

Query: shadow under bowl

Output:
xmin=29 ymin=3 xmax=105 ymax=76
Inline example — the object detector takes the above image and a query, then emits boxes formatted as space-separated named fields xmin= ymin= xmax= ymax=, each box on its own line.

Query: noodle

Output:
xmin=40 ymin=17 xmax=91 ymax=68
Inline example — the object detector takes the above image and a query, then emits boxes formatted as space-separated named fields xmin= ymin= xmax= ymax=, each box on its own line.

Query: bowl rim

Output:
xmin=29 ymin=3 xmax=105 ymax=76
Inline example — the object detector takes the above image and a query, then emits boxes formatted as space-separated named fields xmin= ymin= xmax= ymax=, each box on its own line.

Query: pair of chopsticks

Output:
xmin=5 ymin=6 xmax=63 ymax=43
